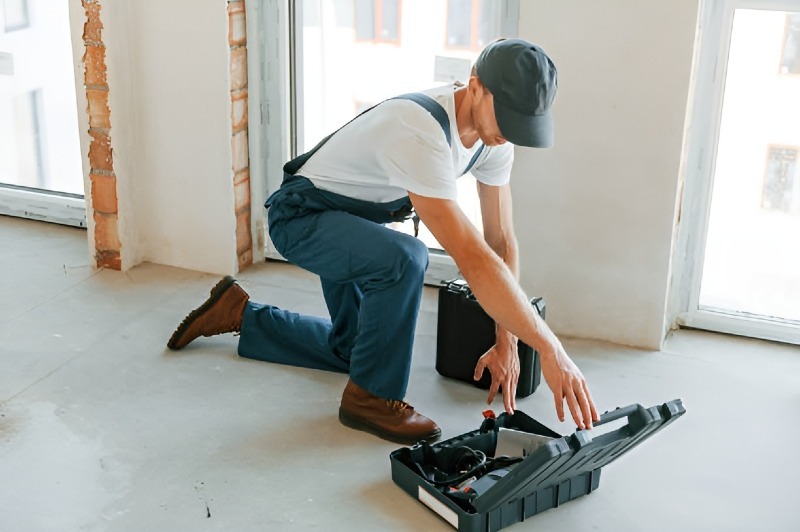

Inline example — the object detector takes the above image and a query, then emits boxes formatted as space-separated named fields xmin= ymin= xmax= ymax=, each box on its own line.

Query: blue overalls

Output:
xmin=237 ymin=93 xmax=484 ymax=401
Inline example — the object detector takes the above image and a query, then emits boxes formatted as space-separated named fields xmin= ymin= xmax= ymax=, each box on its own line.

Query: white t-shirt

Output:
xmin=296 ymin=84 xmax=514 ymax=203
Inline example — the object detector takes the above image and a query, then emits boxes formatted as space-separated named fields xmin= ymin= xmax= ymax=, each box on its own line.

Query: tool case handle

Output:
xmin=594 ymin=404 xmax=647 ymax=427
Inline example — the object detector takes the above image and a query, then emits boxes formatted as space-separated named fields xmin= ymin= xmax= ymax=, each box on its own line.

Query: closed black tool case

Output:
xmin=436 ymin=279 xmax=544 ymax=398
xmin=390 ymin=400 xmax=686 ymax=532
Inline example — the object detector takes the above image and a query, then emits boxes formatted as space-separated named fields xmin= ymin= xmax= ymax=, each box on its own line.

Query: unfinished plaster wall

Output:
xmin=71 ymin=0 xmax=254 ymax=275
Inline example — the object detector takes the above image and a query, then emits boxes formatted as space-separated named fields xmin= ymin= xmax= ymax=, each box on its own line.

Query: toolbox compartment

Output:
xmin=390 ymin=400 xmax=686 ymax=531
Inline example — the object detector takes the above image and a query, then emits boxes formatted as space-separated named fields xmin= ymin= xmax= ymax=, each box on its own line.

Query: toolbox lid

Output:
xmin=470 ymin=399 xmax=686 ymax=514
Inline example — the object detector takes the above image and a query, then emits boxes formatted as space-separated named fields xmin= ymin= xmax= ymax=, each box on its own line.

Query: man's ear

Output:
xmin=468 ymin=76 xmax=487 ymax=100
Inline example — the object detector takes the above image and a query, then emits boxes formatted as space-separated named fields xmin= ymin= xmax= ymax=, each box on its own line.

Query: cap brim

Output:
xmin=494 ymin=98 xmax=554 ymax=148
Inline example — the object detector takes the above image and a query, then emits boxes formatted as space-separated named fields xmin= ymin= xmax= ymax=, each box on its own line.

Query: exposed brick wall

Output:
xmin=78 ymin=1 xmax=254 ymax=273
xmin=82 ymin=0 xmax=120 ymax=270
xmin=229 ymin=0 xmax=253 ymax=271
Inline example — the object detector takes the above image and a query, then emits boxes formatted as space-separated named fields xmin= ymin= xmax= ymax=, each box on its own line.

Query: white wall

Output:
xmin=69 ymin=0 xmax=702 ymax=348
xmin=76 ymin=0 xmax=238 ymax=275
xmin=512 ymin=1 xmax=699 ymax=348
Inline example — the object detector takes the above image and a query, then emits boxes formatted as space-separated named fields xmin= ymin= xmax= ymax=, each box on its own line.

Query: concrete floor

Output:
xmin=1 ymin=214 xmax=799 ymax=532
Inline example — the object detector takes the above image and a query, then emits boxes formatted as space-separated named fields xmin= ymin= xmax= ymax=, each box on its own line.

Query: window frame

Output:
xmin=0 ymin=0 xmax=86 ymax=228
xmin=669 ymin=0 xmax=800 ymax=345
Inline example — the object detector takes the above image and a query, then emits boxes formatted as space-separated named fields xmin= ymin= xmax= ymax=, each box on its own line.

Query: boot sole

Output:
xmin=167 ymin=276 xmax=238 ymax=350
xmin=338 ymin=407 xmax=441 ymax=446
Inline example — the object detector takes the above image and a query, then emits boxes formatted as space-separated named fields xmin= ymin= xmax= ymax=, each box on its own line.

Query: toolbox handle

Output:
xmin=594 ymin=404 xmax=645 ymax=427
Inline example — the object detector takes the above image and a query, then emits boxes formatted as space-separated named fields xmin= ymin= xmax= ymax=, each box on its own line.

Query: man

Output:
xmin=168 ymin=39 xmax=598 ymax=444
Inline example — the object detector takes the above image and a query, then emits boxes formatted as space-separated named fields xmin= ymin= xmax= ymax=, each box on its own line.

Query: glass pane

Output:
xmin=380 ymin=0 xmax=399 ymax=41
xmin=478 ymin=0 xmax=502 ymax=48
xmin=781 ymin=13 xmax=800 ymax=75
xmin=299 ymin=0 xmax=513 ymax=250
xmin=0 ymin=0 xmax=82 ymax=195
xmin=354 ymin=0 xmax=375 ymax=40
xmin=700 ymin=9 xmax=800 ymax=322
xmin=446 ymin=0 xmax=472 ymax=48
xmin=3 ymin=0 xmax=30 ymax=32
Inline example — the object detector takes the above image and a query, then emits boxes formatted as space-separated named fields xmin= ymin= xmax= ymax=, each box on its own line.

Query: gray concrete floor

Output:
xmin=1 ymin=214 xmax=799 ymax=532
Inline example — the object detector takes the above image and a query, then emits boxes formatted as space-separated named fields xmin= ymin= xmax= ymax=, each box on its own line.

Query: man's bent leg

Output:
xmin=238 ymin=302 xmax=349 ymax=373
xmin=279 ymin=210 xmax=428 ymax=400
xmin=320 ymin=279 xmax=362 ymax=364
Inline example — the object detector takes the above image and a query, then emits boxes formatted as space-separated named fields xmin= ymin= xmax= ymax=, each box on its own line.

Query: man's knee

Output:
xmin=397 ymin=235 xmax=429 ymax=280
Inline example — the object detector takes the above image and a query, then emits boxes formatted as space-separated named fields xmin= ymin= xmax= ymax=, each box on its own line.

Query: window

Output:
xmin=780 ymin=13 xmax=800 ymax=74
xmin=674 ymin=3 xmax=800 ymax=344
xmin=9 ymin=89 xmax=45 ymax=188
xmin=2 ymin=0 xmax=30 ymax=32
xmin=354 ymin=0 xmax=401 ymax=43
xmin=446 ymin=0 xmax=503 ymax=50
xmin=253 ymin=0 xmax=518 ymax=281
xmin=0 ymin=0 xmax=85 ymax=227
xmin=762 ymin=146 xmax=798 ymax=213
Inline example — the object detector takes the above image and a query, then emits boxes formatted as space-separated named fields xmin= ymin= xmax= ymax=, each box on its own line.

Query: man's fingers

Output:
xmin=553 ymin=384 xmax=565 ymax=422
xmin=564 ymin=386 xmax=584 ymax=430
xmin=502 ymin=378 xmax=514 ymax=414
xmin=574 ymin=382 xmax=593 ymax=429
xmin=473 ymin=359 xmax=486 ymax=381
xmin=583 ymin=380 xmax=599 ymax=423
xmin=486 ymin=382 xmax=498 ymax=405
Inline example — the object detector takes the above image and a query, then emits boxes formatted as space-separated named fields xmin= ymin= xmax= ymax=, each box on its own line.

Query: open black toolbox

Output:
xmin=390 ymin=399 xmax=685 ymax=531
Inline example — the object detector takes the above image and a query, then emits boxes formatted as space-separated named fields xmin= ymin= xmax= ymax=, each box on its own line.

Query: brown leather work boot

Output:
xmin=339 ymin=379 xmax=441 ymax=445
xmin=167 ymin=276 xmax=249 ymax=350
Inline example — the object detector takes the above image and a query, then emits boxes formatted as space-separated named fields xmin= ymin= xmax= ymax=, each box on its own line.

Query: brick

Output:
xmin=234 ymin=174 xmax=250 ymax=212
xmin=86 ymin=88 xmax=111 ymax=129
xmin=233 ymin=168 xmax=250 ymax=186
xmin=90 ymin=173 xmax=117 ymax=214
xmin=93 ymin=211 xmax=121 ymax=251
xmin=83 ymin=45 xmax=108 ymax=86
xmin=238 ymin=249 xmax=253 ymax=271
xmin=231 ymin=89 xmax=248 ymax=131
xmin=82 ymin=0 xmax=103 ymax=43
xmin=236 ymin=210 xmax=252 ymax=256
xmin=228 ymin=1 xmax=247 ymax=47
xmin=230 ymin=46 xmax=248 ymax=91
xmin=88 ymin=130 xmax=114 ymax=172
xmin=96 ymin=249 xmax=121 ymax=270
xmin=231 ymin=129 xmax=249 ymax=172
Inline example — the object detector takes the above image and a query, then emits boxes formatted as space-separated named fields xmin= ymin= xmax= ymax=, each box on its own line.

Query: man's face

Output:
xmin=471 ymin=80 xmax=508 ymax=147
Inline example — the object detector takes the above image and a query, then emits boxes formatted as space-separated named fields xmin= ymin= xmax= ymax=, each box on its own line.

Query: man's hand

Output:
xmin=473 ymin=334 xmax=519 ymax=414
xmin=539 ymin=342 xmax=598 ymax=430
xmin=407 ymin=191 xmax=599 ymax=428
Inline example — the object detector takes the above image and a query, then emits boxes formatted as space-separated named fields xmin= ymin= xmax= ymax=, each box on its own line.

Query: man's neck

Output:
xmin=454 ymin=85 xmax=480 ymax=149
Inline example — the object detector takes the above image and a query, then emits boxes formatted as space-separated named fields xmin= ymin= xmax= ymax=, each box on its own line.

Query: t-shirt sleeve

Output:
xmin=376 ymin=101 xmax=458 ymax=200
xmin=471 ymin=143 xmax=514 ymax=187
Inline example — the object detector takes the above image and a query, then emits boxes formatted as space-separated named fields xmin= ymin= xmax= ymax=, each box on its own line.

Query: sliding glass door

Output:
xmin=0 ymin=0 xmax=85 ymax=226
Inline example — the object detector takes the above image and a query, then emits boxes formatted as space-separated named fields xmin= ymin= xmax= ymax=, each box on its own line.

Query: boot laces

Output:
xmin=386 ymin=399 xmax=412 ymax=415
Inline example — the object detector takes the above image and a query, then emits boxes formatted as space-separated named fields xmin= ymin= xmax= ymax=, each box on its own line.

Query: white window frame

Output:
xmin=0 ymin=1 xmax=86 ymax=228
xmin=246 ymin=0 xmax=517 ymax=284
xmin=669 ymin=0 xmax=800 ymax=345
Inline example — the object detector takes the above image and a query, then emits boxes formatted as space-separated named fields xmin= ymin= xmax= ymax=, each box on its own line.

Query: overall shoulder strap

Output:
xmin=284 ymin=92 xmax=454 ymax=176
xmin=391 ymin=93 xmax=452 ymax=147
xmin=395 ymin=92 xmax=485 ymax=177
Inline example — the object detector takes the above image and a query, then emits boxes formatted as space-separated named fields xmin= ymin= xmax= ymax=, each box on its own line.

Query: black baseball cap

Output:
xmin=475 ymin=39 xmax=558 ymax=148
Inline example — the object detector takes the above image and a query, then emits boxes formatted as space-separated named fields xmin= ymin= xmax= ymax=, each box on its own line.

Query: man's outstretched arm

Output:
xmin=474 ymin=181 xmax=522 ymax=412
xmin=409 ymin=191 xmax=599 ymax=429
